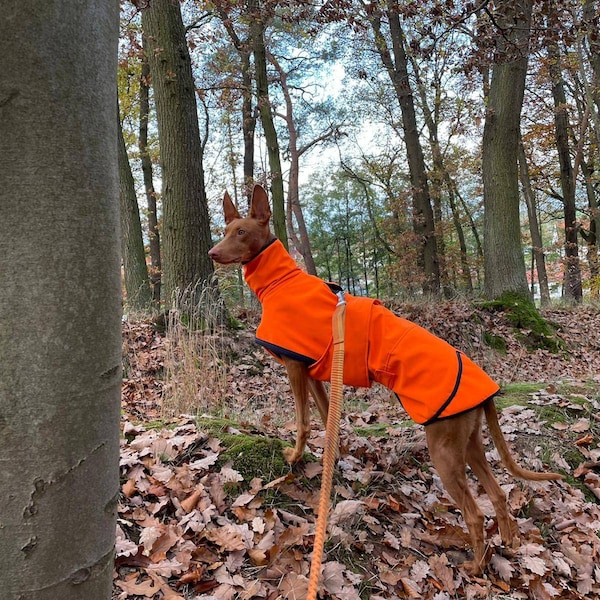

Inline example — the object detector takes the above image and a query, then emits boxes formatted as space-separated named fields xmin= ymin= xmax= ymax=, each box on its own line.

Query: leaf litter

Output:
xmin=117 ymin=304 xmax=600 ymax=599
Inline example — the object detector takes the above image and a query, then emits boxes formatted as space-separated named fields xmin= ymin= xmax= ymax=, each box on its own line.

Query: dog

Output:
xmin=208 ymin=184 xmax=562 ymax=575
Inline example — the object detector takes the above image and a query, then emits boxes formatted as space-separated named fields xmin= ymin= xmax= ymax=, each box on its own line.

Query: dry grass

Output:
xmin=162 ymin=279 xmax=230 ymax=417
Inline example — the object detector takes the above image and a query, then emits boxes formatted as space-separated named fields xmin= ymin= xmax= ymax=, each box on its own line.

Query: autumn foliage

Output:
xmin=116 ymin=304 xmax=600 ymax=599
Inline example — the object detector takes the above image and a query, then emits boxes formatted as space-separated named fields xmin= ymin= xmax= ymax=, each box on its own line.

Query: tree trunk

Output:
xmin=518 ymin=139 xmax=551 ymax=305
xmin=368 ymin=3 xmax=440 ymax=294
xmin=215 ymin=6 xmax=256 ymax=201
xmin=269 ymin=52 xmax=318 ymax=274
xmin=139 ymin=35 xmax=162 ymax=304
xmin=579 ymin=156 xmax=599 ymax=296
xmin=547 ymin=23 xmax=583 ymax=302
xmin=0 ymin=2 xmax=121 ymax=599
xmin=482 ymin=0 xmax=533 ymax=299
xmin=142 ymin=0 xmax=216 ymax=305
xmin=119 ymin=108 xmax=152 ymax=310
xmin=248 ymin=0 xmax=287 ymax=247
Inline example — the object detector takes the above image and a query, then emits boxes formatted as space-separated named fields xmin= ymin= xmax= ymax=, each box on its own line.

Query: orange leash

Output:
xmin=306 ymin=292 xmax=346 ymax=600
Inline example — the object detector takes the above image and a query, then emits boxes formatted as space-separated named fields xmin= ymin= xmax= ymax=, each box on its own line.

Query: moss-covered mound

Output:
xmin=478 ymin=291 xmax=565 ymax=353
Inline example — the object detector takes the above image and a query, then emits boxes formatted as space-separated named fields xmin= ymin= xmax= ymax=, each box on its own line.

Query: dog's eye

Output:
xmin=237 ymin=229 xmax=245 ymax=235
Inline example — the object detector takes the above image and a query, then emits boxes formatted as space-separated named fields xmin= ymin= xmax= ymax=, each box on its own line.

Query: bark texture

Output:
xmin=0 ymin=2 xmax=121 ymax=598
xmin=369 ymin=3 xmax=440 ymax=294
xmin=139 ymin=38 xmax=162 ymax=303
xmin=142 ymin=0 xmax=215 ymax=304
xmin=249 ymin=0 xmax=288 ymax=248
xmin=547 ymin=25 xmax=583 ymax=302
xmin=482 ymin=0 xmax=533 ymax=299
xmin=119 ymin=109 xmax=152 ymax=310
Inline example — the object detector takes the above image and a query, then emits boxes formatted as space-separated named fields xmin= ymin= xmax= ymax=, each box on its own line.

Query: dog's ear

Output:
xmin=250 ymin=185 xmax=271 ymax=225
xmin=223 ymin=191 xmax=241 ymax=224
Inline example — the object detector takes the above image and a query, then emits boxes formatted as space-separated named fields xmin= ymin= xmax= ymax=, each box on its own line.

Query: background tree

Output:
xmin=0 ymin=2 xmax=121 ymax=598
xmin=117 ymin=0 xmax=599 ymax=304
xmin=518 ymin=138 xmax=551 ymax=305
xmin=142 ymin=0 xmax=216 ymax=305
xmin=248 ymin=0 xmax=288 ymax=247
xmin=139 ymin=34 xmax=162 ymax=303
xmin=119 ymin=107 xmax=153 ymax=310
xmin=365 ymin=1 xmax=440 ymax=295
xmin=545 ymin=1 xmax=583 ymax=303
xmin=482 ymin=0 xmax=533 ymax=299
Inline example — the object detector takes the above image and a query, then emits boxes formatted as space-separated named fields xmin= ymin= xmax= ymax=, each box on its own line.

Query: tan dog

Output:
xmin=209 ymin=184 xmax=562 ymax=574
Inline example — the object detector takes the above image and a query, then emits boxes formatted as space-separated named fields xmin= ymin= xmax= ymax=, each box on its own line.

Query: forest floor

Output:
xmin=116 ymin=301 xmax=600 ymax=600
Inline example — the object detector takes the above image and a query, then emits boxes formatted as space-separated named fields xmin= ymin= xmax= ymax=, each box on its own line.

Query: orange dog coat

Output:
xmin=244 ymin=240 xmax=499 ymax=425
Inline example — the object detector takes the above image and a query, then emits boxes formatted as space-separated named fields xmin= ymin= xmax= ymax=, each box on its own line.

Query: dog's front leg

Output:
xmin=282 ymin=356 xmax=311 ymax=464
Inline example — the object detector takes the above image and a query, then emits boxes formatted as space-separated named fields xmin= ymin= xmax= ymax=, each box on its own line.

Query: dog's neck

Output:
xmin=242 ymin=236 xmax=278 ymax=264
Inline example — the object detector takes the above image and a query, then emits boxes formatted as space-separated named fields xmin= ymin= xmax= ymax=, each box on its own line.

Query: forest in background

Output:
xmin=117 ymin=0 xmax=600 ymax=310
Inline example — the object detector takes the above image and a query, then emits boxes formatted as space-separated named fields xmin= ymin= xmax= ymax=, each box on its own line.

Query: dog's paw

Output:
xmin=503 ymin=534 xmax=520 ymax=557
xmin=283 ymin=447 xmax=301 ymax=465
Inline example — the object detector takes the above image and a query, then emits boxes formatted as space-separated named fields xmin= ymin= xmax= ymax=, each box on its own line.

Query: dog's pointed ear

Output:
xmin=250 ymin=185 xmax=271 ymax=225
xmin=223 ymin=191 xmax=241 ymax=224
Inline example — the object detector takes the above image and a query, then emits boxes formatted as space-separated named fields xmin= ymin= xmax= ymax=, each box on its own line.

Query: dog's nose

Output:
xmin=208 ymin=247 xmax=218 ymax=259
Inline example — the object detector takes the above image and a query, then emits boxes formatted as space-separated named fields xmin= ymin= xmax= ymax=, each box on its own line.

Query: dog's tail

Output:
xmin=484 ymin=398 xmax=563 ymax=481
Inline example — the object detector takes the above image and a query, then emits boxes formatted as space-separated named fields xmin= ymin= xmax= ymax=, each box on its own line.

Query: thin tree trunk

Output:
xmin=0 ymin=2 xmax=120 ymax=598
xmin=269 ymin=52 xmax=318 ymax=274
xmin=119 ymin=108 xmax=152 ymax=310
xmin=482 ymin=0 xmax=533 ymax=299
xmin=139 ymin=35 xmax=162 ymax=304
xmin=215 ymin=7 xmax=256 ymax=201
xmin=410 ymin=55 xmax=459 ymax=296
xmin=547 ymin=26 xmax=583 ymax=303
xmin=248 ymin=0 xmax=287 ymax=247
xmin=518 ymin=139 xmax=551 ymax=305
xmin=447 ymin=183 xmax=474 ymax=293
xmin=579 ymin=156 xmax=600 ymax=296
xmin=368 ymin=2 xmax=440 ymax=294
xmin=142 ymin=0 xmax=216 ymax=306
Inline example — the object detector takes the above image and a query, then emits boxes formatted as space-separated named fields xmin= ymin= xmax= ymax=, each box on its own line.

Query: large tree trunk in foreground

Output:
xmin=482 ymin=0 xmax=533 ymax=299
xmin=142 ymin=0 xmax=215 ymax=305
xmin=0 ymin=2 xmax=121 ymax=599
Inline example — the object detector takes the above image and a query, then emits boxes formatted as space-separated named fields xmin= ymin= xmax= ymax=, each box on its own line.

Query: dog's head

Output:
xmin=208 ymin=184 xmax=273 ymax=264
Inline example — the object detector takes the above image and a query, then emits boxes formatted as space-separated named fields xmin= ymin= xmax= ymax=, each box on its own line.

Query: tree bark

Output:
xmin=482 ymin=0 xmax=533 ymax=299
xmin=0 ymin=2 xmax=121 ymax=598
xmin=269 ymin=52 xmax=318 ymax=274
xmin=119 ymin=108 xmax=152 ymax=310
xmin=248 ymin=0 xmax=287 ymax=247
xmin=142 ymin=0 xmax=215 ymax=305
xmin=547 ymin=28 xmax=583 ymax=303
xmin=215 ymin=6 xmax=256 ymax=201
xmin=139 ymin=35 xmax=162 ymax=303
xmin=518 ymin=139 xmax=551 ymax=305
xmin=368 ymin=2 xmax=440 ymax=294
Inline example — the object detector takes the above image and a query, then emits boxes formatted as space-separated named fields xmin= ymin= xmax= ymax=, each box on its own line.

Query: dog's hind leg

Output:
xmin=465 ymin=425 xmax=520 ymax=552
xmin=426 ymin=417 xmax=488 ymax=575
xmin=282 ymin=356 xmax=311 ymax=464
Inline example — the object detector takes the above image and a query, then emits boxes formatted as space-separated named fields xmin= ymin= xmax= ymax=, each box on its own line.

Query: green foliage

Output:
xmin=478 ymin=291 xmax=564 ymax=352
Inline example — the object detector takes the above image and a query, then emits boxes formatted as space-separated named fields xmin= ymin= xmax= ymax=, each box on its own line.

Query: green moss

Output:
xmin=484 ymin=332 xmax=507 ymax=353
xmin=478 ymin=291 xmax=564 ymax=352
xmin=195 ymin=416 xmax=294 ymax=483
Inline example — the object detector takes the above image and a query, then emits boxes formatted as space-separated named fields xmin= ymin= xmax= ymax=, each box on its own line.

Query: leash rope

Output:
xmin=306 ymin=292 xmax=346 ymax=600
